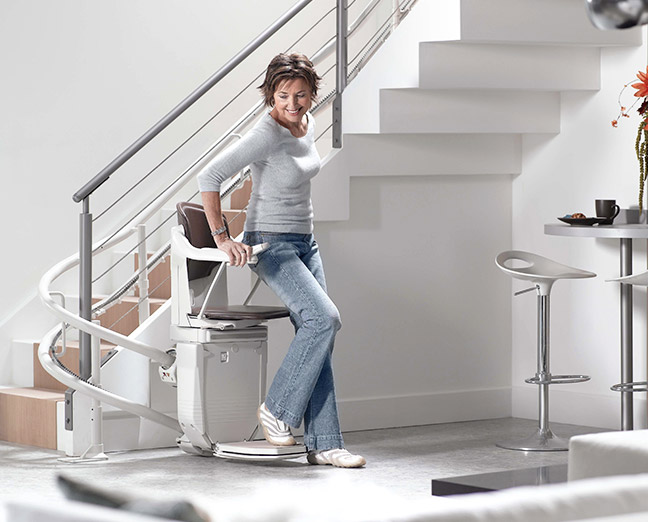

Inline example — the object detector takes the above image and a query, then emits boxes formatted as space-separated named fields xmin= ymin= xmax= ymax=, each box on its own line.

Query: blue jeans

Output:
xmin=242 ymin=231 xmax=345 ymax=451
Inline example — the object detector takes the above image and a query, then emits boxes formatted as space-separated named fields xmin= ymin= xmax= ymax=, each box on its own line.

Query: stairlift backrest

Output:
xmin=177 ymin=201 xmax=230 ymax=281
xmin=172 ymin=202 xmax=230 ymax=327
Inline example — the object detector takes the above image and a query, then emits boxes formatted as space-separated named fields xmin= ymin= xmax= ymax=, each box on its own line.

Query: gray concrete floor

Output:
xmin=0 ymin=417 xmax=607 ymax=506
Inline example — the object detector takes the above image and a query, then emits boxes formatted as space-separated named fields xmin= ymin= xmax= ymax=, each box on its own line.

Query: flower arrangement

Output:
xmin=612 ymin=67 xmax=648 ymax=212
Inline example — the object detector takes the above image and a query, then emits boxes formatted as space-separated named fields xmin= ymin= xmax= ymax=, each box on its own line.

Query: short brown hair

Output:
xmin=258 ymin=53 xmax=321 ymax=108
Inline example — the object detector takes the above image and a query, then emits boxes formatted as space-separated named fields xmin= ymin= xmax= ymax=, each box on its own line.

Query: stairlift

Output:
xmin=162 ymin=202 xmax=307 ymax=460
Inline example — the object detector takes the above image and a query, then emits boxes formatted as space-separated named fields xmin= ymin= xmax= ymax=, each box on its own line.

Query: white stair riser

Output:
xmin=419 ymin=43 xmax=600 ymax=91
xmin=459 ymin=0 xmax=642 ymax=46
xmin=313 ymin=133 xmax=520 ymax=222
xmin=380 ymin=89 xmax=560 ymax=134
xmin=333 ymin=134 xmax=521 ymax=176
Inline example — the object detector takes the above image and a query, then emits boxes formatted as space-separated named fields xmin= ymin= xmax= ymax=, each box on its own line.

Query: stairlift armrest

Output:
xmin=171 ymin=226 xmax=268 ymax=264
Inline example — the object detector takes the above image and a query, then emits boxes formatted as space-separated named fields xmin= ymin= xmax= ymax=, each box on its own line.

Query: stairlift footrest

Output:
xmin=215 ymin=440 xmax=307 ymax=460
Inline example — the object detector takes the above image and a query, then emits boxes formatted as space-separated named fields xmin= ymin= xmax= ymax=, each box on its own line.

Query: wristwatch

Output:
xmin=211 ymin=225 xmax=227 ymax=236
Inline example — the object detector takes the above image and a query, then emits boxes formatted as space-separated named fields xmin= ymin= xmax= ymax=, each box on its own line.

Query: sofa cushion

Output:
xmin=568 ymin=429 xmax=648 ymax=481
xmin=192 ymin=473 xmax=648 ymax=522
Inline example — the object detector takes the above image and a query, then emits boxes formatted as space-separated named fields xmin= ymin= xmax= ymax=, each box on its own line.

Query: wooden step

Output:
xmin=134 ymin=253 xmax=171 ymax=299
xmin=32 ymin=341 xmax=115 ymax=393
xmin=230 ymin=178 xmax=252 ymax=210
xmin=223 ymin=209 xmax=247 ymax=239
xmin=93 ymin=296 xmax=166 ymax=337
xmin=0 ymin=387 xmax=64 ymax=449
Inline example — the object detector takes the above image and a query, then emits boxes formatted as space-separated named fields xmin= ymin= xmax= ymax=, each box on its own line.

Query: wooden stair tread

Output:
xmin=93 ymin=295 xmax=167 ymax=305
xmin=0 ymin=387 xmax=63 ymax=449
xmin=33 ymin=342 xmax=114 ymax=393
xmin=0 ymin=387 xmax=64 ymax=400
xmin=49 ymin=340 xmax=116 ymax=348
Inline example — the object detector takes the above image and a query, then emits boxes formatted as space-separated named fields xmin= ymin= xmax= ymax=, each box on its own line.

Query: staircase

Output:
xmin=314 ymin=0 xmax=640 ymax=220
xmin=2 ymin=0 xmax=643 ymax=450
xmin=0 ymin=179 xmax=252 ymax=451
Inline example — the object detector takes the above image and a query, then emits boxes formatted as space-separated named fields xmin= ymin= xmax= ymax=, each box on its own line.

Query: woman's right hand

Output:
xmin=215 ymin=236 xmax=252 ymax=267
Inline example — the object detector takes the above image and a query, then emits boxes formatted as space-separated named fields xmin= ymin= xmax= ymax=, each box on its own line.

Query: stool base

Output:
xmin=496 ymin=428 xmax=568 ymax=452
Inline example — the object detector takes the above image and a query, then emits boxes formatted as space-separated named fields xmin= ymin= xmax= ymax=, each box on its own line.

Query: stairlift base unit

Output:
xmin=172 ymin=326 xmax=306 ymax=460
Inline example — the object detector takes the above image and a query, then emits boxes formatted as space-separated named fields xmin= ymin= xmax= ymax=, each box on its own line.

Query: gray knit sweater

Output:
xmin=197 ymin=111 xmax=320 ymax=234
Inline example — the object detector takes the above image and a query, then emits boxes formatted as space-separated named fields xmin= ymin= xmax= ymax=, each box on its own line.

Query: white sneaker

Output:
xmin=257 ymin=403 xmax=295 ymax=446
xmin=307 ymin=448 xmax=366 ymax=468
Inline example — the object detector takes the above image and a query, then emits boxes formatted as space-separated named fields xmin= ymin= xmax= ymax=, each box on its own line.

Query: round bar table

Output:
xmin=545 ymin=223 xmax=648 ymax=430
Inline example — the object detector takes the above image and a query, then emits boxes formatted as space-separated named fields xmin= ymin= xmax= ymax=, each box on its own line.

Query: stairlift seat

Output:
xmin=189 ymin=304 xmax=290 ymax=321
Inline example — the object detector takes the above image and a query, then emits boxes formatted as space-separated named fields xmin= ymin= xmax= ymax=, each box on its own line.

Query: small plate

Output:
xmin=557 ymin=216 xmax=609 ymax=226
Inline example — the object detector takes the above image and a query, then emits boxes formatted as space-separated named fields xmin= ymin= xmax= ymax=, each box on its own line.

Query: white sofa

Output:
xmin=568 ymin=429 xmax=648 ymax=481
xmin=5 ymin=430 xmax=648 ymax=522
xmin=4 ymin=473 xmax=648 ymax=522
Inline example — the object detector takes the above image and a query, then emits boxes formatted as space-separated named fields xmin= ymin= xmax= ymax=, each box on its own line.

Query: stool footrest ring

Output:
xmin=525 ymin=374 xmax=590 ymax=385
xmin=611 ymin=381 xmax=648 ymax=393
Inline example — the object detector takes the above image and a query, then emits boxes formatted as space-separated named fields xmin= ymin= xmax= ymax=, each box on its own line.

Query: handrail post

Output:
xmin=137 ymin=224 xmax=151 ymax=324
xmin=392 ymin=0 xmax=402 ymax=29
xmin=79 ymin=198 xmax=92 ymax=380
xmin=333 ymin=0 xmax=348 ymax=149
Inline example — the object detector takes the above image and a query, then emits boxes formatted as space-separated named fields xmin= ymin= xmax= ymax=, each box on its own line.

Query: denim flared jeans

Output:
xmin=242 ymin=231 xmax=345 ymax=451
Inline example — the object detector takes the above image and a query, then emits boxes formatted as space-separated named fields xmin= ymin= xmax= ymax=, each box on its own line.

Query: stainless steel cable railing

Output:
xmin=39 ymin=0 xmax=418 ymax=432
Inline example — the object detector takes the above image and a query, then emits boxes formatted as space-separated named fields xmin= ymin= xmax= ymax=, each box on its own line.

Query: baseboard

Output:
xmin=338 ymin=387 xmax=512 ymax=432
xmin=512 ymin=386 xmax=645 ymax=430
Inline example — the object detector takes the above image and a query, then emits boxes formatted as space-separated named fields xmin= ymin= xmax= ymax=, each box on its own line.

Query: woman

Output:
xmin=197 ymin=53 xmax=365 ymax=468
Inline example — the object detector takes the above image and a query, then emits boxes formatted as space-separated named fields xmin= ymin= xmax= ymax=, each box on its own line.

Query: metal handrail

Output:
xmin=72 ymin=0 xmax=314 ymax=203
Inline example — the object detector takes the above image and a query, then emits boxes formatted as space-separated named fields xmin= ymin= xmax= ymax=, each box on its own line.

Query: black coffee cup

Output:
xmin=595 ymin=199 xmax=620 ymax=221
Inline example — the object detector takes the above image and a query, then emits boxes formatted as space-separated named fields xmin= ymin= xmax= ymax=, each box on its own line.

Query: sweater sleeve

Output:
xmin=197 ymin=125 xmax=273 ymax=192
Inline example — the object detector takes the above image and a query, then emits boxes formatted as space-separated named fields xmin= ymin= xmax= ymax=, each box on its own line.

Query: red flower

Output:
xmin=632 ymin=67 xmax=648 ymax=97
xmin=612 ymin=120 xmax=618 ymax=127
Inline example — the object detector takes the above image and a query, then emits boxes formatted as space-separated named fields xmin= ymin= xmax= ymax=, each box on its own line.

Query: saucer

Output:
xmin=557 ymin=216 xmax=609 ymax=226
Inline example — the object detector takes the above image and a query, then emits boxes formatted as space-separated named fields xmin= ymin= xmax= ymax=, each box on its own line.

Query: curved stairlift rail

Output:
xmin=39 ymin=0 xmax=416 ymax=432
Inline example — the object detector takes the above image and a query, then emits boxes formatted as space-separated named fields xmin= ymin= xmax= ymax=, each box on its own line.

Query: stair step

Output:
xmin=0 ymin=387 xmax=64 ymax=450
xmin=334 ymin=133 xmax=521 ymax=176
xmin=458 ymin=0 xmax=642 ymax=46
xmin=93 ymin=295 xmax=166 ymax=337
xmin=33 ymin=341 xmax=115 ymax=393
xmin=134 ymin=253 xmax=171 ymax=300
xmin=230 ymin=178 xmax=252 ymax=210
xmin=419 ymin=43 xmax=600 ymax=91
xmin=379 ymin=89 xmax=560 ymax=134
xmin=223 ymin=209 xmax=246 ymax=239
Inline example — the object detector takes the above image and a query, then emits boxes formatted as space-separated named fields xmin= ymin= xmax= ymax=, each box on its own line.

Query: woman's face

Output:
xmin=272 ymin=78 xmax=312 ymax=125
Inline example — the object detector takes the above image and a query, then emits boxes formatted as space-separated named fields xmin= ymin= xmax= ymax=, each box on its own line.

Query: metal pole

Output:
xmin=538 ymin=295 xmax=550 ymax=433
xmin=137 ymin=224 xmax=150 ymax=324
xmin=620 ymin=238 xmax=634 ymax=430
xmin=333 ymin=0 xmax=348 ymax=149
xmin=392 ymin=0 xmax=401 ymax=29
xmin=79 ymin=198 xmax=92 ymax=380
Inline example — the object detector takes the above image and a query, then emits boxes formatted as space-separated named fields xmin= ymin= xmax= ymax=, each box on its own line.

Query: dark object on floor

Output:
xmin=57 ymin=474 xmax=207 ymax=522
xmin=431 ymin=464 xmax=568 ymax=496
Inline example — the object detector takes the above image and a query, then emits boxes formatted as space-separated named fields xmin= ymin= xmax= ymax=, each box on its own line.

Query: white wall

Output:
xmin=0 ymin=0 xmax=328 ymax=362
xmin=512 ymin=42 xmax=648 ymax=430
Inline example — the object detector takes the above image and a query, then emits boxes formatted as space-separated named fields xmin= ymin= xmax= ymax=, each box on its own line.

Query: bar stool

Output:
xmin=496 ymin=251 xmax=595 ymax=451
xmin=607 ymin=271 xmax=648 ymax=397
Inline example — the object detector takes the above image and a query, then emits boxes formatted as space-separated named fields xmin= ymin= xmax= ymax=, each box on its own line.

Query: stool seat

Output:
xmin=496 ymin=251 xmax=595 ymax=295
xmin=607 ymin=269 xmax=648 ymax=286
